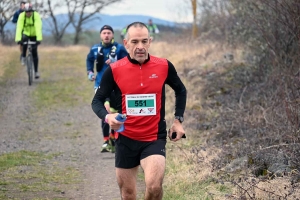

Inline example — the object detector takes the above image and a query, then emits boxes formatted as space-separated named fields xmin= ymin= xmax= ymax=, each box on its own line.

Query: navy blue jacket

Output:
xmin=86 ymin=41 xmax=127 ymax=89
xmin=12 ymin=9 xmax=24 ymax=23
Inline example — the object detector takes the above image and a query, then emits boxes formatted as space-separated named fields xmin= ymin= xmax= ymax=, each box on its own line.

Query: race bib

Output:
xmin=125 ymin=94 xmax=156 ymax=116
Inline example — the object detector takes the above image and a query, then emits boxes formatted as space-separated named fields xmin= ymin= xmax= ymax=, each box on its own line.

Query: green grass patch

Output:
xmin=32 ymin=198 xmax=69 ymax=200
xmin=0 ymin=51 xmax=20 ymax=85
xmin=32 ymin=48 xmax=93 ymax=111
xmin=164 ymin=142 xmax=232 ymax=199
xmin=137 ymin=167 xmax=145 ymax=181
xmin=0 ymin=51 xmax=21 ymax=118
xmin=33 ymin=77 xmax=89 ymax=108
xmin=64 ymin=122 xmax=72 ymax=126
xmin=0 ymin=151 xmax=50 ymax=171
xmin=0 ymin=60 xmax=19 ymax=84
xmin=0 ymin=151 xmax=81 ymax=199
xmin=163 ymin=178 xmax=231 ymax=200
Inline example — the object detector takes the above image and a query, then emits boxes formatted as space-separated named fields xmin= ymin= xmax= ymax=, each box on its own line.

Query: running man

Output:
xmin=91 ymin=22 xmax=187 ymax=199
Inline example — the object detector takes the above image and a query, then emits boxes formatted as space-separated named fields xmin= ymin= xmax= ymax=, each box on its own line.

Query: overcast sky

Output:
xmin=101 ymin=0 xmax=193 ymax=23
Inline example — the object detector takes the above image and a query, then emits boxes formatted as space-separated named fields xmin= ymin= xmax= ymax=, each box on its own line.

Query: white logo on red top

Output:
xmin=149 ymin=74 xmax=158 ymax=79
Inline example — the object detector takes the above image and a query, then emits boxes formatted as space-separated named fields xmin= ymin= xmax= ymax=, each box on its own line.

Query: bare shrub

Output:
xmin=189 ymin=0 xmax=300 ymax=198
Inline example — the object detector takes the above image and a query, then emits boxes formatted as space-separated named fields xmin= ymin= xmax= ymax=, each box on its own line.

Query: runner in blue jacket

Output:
xmin=12 ymin=1 xmax=26 ymax=23
xmin=86 ymin=25 xmax=127 ymax=90
xmin=86 ymin=25 xmax=127 ymax=152
xmin=12 ymin=1 xmax=26 ymax=60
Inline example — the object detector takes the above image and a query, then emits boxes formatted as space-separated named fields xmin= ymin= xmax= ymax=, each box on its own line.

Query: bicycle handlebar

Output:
xmin=23 ymin=41 xmax=36 ymax=45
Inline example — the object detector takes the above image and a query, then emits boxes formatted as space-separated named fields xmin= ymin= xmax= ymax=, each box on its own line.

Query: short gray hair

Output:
xmin=125 ymin=22 xmax=149 ymax=40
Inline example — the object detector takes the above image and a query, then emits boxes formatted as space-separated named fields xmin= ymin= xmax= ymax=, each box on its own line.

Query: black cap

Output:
xmin=100 ymin=25 xmax=114 ymax=33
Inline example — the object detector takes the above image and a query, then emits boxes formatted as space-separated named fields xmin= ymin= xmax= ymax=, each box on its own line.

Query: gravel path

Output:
xmin=0 ymin=65 xmax=135 ymax=199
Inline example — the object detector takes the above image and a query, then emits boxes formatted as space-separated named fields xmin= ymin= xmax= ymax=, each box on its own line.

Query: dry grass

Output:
xmin=150 ymin=41 xmax=241 ymax=199
xmin=150 ymin=40 xmax=245 ymax=68
xmin=0 ymin=44 xmax=19 ymax=78
xmin=164 ymin=144 xmax=227 ymax=199
xmin=151 ymin=40 xmax=300 ymax=199
xmin=229 ymin=175 xmax=300 ymax=200
xmin=32 ymin=45 xmax=92 ymax=110
xmin=40 ymin=45 xmax=89 ymax=53
xmin=254 ymin=177 xmax=300 ymax=199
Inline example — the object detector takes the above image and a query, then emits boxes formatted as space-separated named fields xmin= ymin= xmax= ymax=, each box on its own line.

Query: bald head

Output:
xmin=125 ymin=22 xmax=149 ymax=40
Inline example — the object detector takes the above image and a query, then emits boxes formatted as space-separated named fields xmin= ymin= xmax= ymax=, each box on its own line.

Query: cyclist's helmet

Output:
xmin=24 ymin=3 xmax=33 ymax=12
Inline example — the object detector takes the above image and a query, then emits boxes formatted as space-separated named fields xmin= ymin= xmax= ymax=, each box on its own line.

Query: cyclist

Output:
xmin=12 ymin=1 xmax=26 ymax=59
xmin=15 ymin=3 xmax=42 ymax=79
xmin=91 ymin=22 xmax=187 ymax=200
xmin=147 ymin=19 xmax=159 ymax=41
xmin=86 ymin=25 xmax=127 ymax=153
xmin=120 ymin=27 xmax=127 ymax=41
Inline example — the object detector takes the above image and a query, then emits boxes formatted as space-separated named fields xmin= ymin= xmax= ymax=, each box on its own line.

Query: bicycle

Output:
xmin=23 ymin=40 xmax=36 ymax=86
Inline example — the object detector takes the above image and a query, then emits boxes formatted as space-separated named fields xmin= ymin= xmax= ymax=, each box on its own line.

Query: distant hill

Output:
xmin=5 ymin=13 xmax=185 ymax=35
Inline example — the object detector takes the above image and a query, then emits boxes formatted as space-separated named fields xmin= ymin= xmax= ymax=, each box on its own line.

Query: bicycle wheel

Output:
xmin=26 ymin=54 xmax=34 ymax=86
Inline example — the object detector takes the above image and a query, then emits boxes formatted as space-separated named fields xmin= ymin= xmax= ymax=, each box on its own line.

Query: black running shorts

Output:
xmin=115 ymin=133 xmax=167 ymax=169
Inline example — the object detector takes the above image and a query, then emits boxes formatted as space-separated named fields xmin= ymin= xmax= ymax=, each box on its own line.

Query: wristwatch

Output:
xmin=175 ymin=116 xmax=184 ymax=123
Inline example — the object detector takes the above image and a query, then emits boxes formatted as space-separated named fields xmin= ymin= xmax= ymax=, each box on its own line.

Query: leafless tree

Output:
xmin=196 ymin=0 xmax=230 ymax=40
xmin=1 ymin=0 xmax=123 ymax=45
xmin=66 ymin=0 xmax=122 ymax=45
xmin=36 ymin=0 xmax=75 ymax=45
xmin=0 ymin=0 xmax=18 ymax=44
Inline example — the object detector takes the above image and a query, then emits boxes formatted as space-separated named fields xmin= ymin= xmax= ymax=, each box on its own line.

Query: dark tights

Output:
xmin=102 ymin=120 xmax=110 ymax=138
xmin=22 ymin=35 xmax=39 ymax=73
xmin=101 ymin=120 xmax=115 ymax=138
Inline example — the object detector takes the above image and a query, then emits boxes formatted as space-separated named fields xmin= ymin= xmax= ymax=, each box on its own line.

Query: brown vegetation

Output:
xmin=172 ymin=0 xmax=300 ymax=199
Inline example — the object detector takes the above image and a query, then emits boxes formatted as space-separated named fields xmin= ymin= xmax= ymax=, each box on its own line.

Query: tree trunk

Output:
xmin=191 ymin=0 xmax=198 ymax=39
xmin=73 ymin=26 xmax=81 ymax=45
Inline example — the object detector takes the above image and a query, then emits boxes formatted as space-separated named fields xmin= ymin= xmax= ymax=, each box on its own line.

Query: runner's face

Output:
xmin=100 ymin=30 xmax=114 ymax=45
xmin=21 ymin=3 xmax=25 ymax=9
xmin=124 ymin=26 xmax=151 ymax=64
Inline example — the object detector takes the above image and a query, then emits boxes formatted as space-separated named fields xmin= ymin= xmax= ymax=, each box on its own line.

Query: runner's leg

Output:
xmin=141 ymin=155 xmax=165 ymax=200
xmin=100 ymin=120 xmax=112 ymax=152
xmin=102 ymin=119 xmax=110 ymax=140
xmin=116 ymin=166 xmax=139 ymax=200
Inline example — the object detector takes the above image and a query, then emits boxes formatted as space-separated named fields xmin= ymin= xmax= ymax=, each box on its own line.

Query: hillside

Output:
xmin=5 ymin=13 xmax=185 ymax=36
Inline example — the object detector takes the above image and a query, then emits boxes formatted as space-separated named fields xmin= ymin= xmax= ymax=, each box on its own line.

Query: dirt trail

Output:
xmin=0 ymin=65 xmax=137 ymax=199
